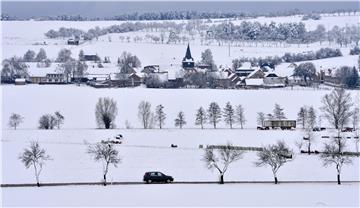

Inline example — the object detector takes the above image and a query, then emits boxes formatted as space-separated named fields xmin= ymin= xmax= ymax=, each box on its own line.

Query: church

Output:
xmin=182 ymin=44 xmax=195 ymax=69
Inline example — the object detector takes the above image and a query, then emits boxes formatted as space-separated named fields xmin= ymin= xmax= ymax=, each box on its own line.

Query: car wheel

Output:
xmin=166 ymin=179 xmax=171 ymax=183
xmin=147 ymin=180 xmax=152 ymax=184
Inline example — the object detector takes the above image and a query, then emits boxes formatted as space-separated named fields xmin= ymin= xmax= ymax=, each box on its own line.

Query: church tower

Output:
xmin=182 ymin=44 xmax=195 ymax=69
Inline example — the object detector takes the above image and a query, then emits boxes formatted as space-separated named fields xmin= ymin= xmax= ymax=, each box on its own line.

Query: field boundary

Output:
xmin=2 ymin=180 xmax=360 ymax=188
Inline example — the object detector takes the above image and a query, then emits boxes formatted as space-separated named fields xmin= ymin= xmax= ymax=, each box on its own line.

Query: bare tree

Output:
xmin=174 ymin=111 xmax=186 ymax=129
xmin=87 ymin=142 xmax=121 ymax=186
xmin=118 ymin=51 xmax=141 ymax=74
xmin=223 ymin=102 xmax=235 ymax=129
xmin=18 ymin=141 xmax=51 ymax=187
xmin=54 ymin=111 xmax=65 ymax=129
xmin=302 ymin=127 xmax=315 ymax=155
xmin=321 ymin=88 xmax=353 ymax=129
xmin=235 ymin=105 xmax=246 ymax=129
xmin=320 ymin=139 xmax=352 ymax=185
xmin=8 ymin=113 xmax=23 ymax=130
xmin=138 ymin=101 xmax=154 ymax=129
xmin=195 ymin=107 xmax=207 ymax=129
xmin=95 ymin=97 xmax=118 ymax=129
xmin=257 ymin=112 xmax=265 ymax=127
xmin=202 ymin=143 xmax=244 ymax=184
xmin=255 ymin=140 xmax=294 ymax=184
xmin=39 ymin=114 xmax=56 ymax=129
xmin=155 ymin=104 xmax=166 ymax=129
xmin=207 ymin=102 xmax=222 ymax=129
xmin=273 ymin=103 xmax=286 ymax=120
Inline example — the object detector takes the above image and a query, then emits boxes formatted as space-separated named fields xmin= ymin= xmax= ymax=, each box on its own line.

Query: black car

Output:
xmin=143 ymin=171 xmax=174 ymax=183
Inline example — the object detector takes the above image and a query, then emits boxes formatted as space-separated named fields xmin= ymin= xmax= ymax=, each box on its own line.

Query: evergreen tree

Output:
xmin=352 ymin=107 xmax=360 ymax=130
xmin=207 ymin=102 xmax=222 ymax=129
xmin=306 ymin=106 xmax=317 ymax=129
xmin=235 ymin=104 xmax=246 ymax=129
xmin=201 ymin=49 xmax=217 ymax=71
xmin=23 ymin=50 xmax=36 ymax=62
xmin=35 ymin=48 xmax=47 ymax=62
xmin=257 ymin=112 xmax=265 ymax=127
xmin=56 ymin=49 xmax=73 ymax=63
xmin=155 ymin=104 xmax=166 ymax=129
xmin=223 ymin=102 xmax=235 ymax=129
xmin=78 ymin=50 xmax=85 ymax=61
xmin=195 ymin=107 xmax=207 ymax=129
xmin=297 ymin=106 xmax=308 ymax=129
xmin=273 ymin=103 xmax=286 ymax=120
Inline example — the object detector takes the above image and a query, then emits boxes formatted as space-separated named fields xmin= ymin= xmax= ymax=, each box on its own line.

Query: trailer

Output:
xmin=263 ymin=120 xmax=296 ymax=130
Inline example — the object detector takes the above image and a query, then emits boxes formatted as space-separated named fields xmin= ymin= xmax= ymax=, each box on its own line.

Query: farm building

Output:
xmin=263 ymin=120 xmax=296 ymax=129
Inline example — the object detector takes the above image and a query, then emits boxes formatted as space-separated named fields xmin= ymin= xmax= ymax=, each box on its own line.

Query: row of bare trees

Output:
xmin=18 ymin=141 xmax=121 ymax=187
xmin=18 ymin=136 xmax=354 ymax=187
xmin=8 ymin=111 xmax=65 ymax=130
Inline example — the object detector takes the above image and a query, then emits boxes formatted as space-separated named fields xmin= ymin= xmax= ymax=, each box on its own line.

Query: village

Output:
xmin=1 ymin=1 xmax=360 ymax=207
xmin=5 ymin=43 xmax=359 ymax=90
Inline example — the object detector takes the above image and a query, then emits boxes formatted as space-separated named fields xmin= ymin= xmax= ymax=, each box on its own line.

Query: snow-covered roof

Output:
xmin=15 ymin=78 xmax=26 ymax=82
xmin=86 ymin=63 xmax=118 ymax=75
xmin=238 ymin=62 xmax=252 ymax=69
xmin=85 ymin=74 xmax=109 ymax=80
xmin=26 ymin=62 xmax=60 ymax=77
xmin=247 ymin=68 xmax=264 ymax=78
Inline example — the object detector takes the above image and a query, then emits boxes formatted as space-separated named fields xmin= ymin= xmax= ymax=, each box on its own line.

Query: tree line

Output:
xmin=2 ymin=8 xmax=359 ymax=21
xmin=17 ymin=134 xmax=355 ymax=187
xmin=208 ymin=22 xmax=359 ymax=46
xmin=9 ymin=88 xmax=359 ymax=131
xmin=232 ymin=47 xmax=343 ymax=70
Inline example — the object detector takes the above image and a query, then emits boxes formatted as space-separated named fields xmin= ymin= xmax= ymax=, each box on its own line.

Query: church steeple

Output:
xmin=182 ymin=43 xmax=194 ymax=69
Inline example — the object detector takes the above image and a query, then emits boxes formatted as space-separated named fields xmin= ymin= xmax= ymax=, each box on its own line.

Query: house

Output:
xmin=247 ymin=69 xmax=265 ymax=79
xmin=30 ymin=75 xmax=47 ymax=84
xmin=142 ymin=65 xmax=160 ymax=74
xmin=15 ymin=78 xmax=26 ymax=85
xmin=104 ymin=72 xmax=143 ymax=88
xmin=166 ymin=78 xmax=184 ymax=88
xmin=206 ymin=71 xmax=231 ymax=88
xmin=67 ymin=38 xmax=79 ymax=45
xmin=263 ymin=72 xmax=286 ymax=87
xmin=182 ymin=44 xmax=195 ymax=69
xmin=45 ymin=73 xmax=66 ymax=84
xmin=235 ymin=62 xmax=256 ymax=77
xmin=84 ymin=55 xmax=100 ymax=62
xmin=26 ymin=62 xmax=66 ymax=84
xmin=244 ymin=78 xmax=264 ymax=88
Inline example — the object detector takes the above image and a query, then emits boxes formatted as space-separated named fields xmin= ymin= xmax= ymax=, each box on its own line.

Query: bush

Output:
xmin=350 ymin=46 xmax=360 ymax=55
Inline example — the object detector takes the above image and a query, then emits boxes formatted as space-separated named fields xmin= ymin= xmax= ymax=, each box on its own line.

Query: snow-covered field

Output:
xmin=1 ymin=13 xmax=360 ymax=206
xmin=1 ymin=86 xmax=359 ymax=185
xmin=2 ymin=14 xmax=359 ymax=68
xmin=2 ymin=183 xmax=359 ymax=207
xmin=3 ymin=85 xmax=360 ymax=129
